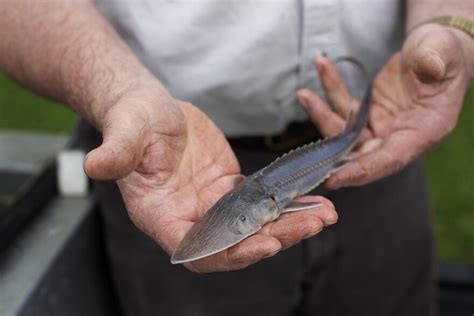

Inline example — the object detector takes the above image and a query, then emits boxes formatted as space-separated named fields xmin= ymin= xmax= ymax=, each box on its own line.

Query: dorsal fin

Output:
xmin=259 ymin=138 xmax=326 ymax=173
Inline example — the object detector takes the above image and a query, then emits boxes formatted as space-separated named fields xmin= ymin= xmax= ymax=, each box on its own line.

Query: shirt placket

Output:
xmin=298 ymin=0 xmax=339 ymax=91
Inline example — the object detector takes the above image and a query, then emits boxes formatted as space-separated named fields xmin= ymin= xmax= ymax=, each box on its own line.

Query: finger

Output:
xmin=325 ymin=130 xmax=423 ymax=189
xmin=357 ymin=127 xmax=374 ymax=145
xmin=412 ymin=44 xmax=446 ymax=83
xmin=186 ymin=196 xmax=337 ymax=272
xmin=226 ymin=235 xmax=281 ymax=267
xmin=356 ymin=138 xmax=383 ymax=155
xmin=265 ymin=212 xmax=323 ymax=250
xmin=403 ymin=25 xmax=463 ymax=83
xmin=315 ymin=56 xmax=357 ymax=119
xmin=186 ymin=235 xmax=282 ymax=273
xmin=348 ymin=137 xmax=383 ymax=160
xmin=292 ymin=195 xmax=338 ymax=226
xmin=296 ymin=88 xmax=345 ymax=137
xmin=259 ymin=196 xmax=337 ymax=250
xmin=84 ymin=107 xmax=147 ymax=180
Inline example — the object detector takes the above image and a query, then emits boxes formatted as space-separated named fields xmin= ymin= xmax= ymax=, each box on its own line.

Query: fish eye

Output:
xmin=239 ymin=215 xmax=246 ymax=222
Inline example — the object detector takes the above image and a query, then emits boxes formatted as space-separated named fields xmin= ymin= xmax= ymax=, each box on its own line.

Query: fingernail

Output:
xmin=264 ymin=250 xmax=280 ymax=258
xmin=316 ymin=61 xmax=325 ymax=74
xmin=326 ymin=218 xmax=338 ymax=225
xmin=304 ymin=228 xmax=323 ymax=239
xmin=299 ymin=97 xmax=309 ymax=109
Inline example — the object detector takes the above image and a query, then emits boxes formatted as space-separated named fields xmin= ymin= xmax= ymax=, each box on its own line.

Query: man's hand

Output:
xmin=297 ymin=24 xmax=473 ymax=189
xmin=84 ymin=86 xmax=338 ymax=273
xmin=0 ymin=0 xmax=336 ymax=273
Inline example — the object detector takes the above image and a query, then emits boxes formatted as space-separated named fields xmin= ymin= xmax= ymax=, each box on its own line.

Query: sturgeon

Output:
xmin=171 ymin=83 xmax=372 ymax=265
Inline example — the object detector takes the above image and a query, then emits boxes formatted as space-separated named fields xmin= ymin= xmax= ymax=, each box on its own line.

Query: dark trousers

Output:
xmin=77 ymin=122 xmax=435 ymax=316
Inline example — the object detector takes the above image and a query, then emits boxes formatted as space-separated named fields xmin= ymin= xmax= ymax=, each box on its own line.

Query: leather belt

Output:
xmin=228 ymin=121 xmax=322 ymax=152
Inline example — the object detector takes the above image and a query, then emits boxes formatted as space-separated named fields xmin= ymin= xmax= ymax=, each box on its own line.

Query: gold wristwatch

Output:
xmin=426 ymin=15 xmax=474 ymax=38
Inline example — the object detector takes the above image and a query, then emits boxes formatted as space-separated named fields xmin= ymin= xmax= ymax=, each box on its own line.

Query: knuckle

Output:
xmin=356 ymin=161 xmax=370 ymax=180
xmin=305 ymin=216 xmax=324 ymax=233
xmin=226 ymin=248 xmax=248 ymax=270
xmin=227 ymin=255 xmax=251 ymax=271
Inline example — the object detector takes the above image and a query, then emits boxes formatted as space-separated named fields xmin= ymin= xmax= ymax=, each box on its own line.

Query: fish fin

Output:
xmin=260 ymin=139 xmax=323 ymax=173
xmin=343 ymin=110 xmax=356 ymax=133
xmin=282 ymin=201 xmax=323 ymax=213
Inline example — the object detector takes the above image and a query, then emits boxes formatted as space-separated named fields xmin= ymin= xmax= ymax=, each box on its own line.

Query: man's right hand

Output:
xmin=83 ymin=85 xmax=338 ymax=273
xmin=0 ymin=0 xmax=337 ymax=273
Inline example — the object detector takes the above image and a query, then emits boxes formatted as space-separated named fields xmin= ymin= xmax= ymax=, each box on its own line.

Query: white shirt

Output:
xmin=95 ymin=0 xmax=404 ymax=136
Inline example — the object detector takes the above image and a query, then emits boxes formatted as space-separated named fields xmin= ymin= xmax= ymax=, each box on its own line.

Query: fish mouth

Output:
xmin=171 ymin=218 xmax=259 ymax=264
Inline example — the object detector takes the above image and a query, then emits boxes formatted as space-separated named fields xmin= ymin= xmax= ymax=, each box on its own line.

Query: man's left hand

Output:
xmin=297 ymin=23 xmax=473 ymax=189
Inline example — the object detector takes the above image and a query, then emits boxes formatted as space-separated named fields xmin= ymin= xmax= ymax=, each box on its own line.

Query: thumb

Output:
xmin=403 ymin=25 xmax=461 ymax=83
xmin=84 ymin=107 xmax=148 ymax=180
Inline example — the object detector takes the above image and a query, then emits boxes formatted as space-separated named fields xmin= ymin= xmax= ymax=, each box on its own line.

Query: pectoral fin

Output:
xmin=282 ymin=201 xmax=323 ymax=213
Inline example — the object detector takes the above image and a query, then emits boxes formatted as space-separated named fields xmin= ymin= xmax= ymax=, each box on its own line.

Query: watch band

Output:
xmin=425 ymin=15 xmax=474 ymax=38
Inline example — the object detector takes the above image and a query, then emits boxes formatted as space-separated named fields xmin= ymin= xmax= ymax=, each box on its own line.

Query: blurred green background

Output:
xmin=0 ymin=73 xmax=473 ymax=264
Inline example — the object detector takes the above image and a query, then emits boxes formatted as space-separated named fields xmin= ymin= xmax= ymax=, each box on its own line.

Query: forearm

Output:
xmin=406 ymin=0 xmax=474 ymax=74
xmin=406 ymin=0 xmax=474 ymax=29
xmin=0 ymin=0 xmax=166 ymax=128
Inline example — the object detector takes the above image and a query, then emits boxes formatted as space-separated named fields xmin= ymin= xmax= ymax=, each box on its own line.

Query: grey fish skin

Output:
xmin=171 ymin=85 xmax=372 ymax=264
xmin=171 ymin=182 xmax=279 ymax=264
xmin=254 ymin=84 xmax=372 ymax=208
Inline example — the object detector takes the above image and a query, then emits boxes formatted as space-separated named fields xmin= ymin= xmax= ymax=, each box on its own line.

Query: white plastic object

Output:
xmin=56 ymin=150 xmax=88 ymax=197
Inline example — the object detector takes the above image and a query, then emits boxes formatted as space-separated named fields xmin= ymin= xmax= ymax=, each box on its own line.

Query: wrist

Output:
xmin=448 ymin=28 xmax=474 ymax=76
xmin=77 ymin=70 xmax=172 ymax=130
